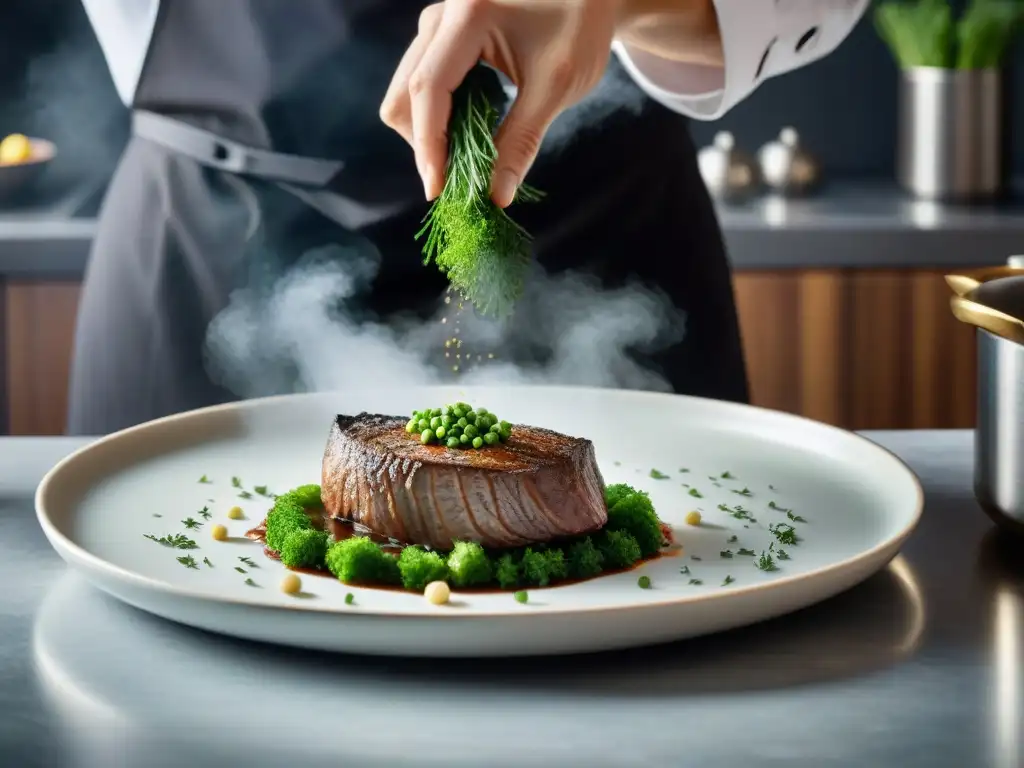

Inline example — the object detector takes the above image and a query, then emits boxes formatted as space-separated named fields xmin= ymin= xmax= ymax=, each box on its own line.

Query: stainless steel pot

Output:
xmin=948 ymin=261 xmax=1024 ymax=535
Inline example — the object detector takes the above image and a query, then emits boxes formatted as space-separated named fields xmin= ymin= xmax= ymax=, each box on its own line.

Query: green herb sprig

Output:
xmin=417 ymin=65 xmax=543 ymax=318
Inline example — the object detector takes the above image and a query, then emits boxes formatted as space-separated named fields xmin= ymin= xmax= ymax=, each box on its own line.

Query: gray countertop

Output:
xmin=1 ymin=181 xmax=1023 ymax=278
xmin=1 ymin=429 xmax=1022 ymax=768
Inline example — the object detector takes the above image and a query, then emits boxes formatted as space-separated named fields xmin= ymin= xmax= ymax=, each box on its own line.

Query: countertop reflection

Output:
xmin=1 ymin=430 xmax=1022 ymax=767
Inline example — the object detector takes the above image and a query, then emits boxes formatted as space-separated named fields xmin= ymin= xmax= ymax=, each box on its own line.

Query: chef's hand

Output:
xmin=380 ymin=0 xmax=721 ymax=208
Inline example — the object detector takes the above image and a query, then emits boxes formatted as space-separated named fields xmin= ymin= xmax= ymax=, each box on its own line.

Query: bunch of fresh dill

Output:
xmin=417 ymin=64 xmax=543 ymax=319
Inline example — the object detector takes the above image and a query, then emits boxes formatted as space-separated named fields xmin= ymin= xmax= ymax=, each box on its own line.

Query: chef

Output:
xmin=69 ymin=0 xmax=866 ymax=435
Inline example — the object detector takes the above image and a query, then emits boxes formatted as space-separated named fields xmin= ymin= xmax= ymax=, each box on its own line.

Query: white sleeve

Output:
xmin=613 ymin=0 xmax=869 ymax=120
xmin=80 ymin=0 xmax=162 ymax=105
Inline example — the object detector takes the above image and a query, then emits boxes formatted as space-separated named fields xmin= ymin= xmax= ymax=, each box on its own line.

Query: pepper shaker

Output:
xmin=757 ymin=127 xmax=822 ymax=197
xmin=696 ymin=131 xmax=761 ymax=204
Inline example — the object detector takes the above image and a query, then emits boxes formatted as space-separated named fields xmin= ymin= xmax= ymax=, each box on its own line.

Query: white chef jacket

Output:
xmin=81 ymin=0 xmax=867 ymax=121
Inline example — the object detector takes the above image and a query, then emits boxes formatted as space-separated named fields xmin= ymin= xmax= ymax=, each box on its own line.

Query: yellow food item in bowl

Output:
xmin=0 ymin=134 xmax=33 ymax=164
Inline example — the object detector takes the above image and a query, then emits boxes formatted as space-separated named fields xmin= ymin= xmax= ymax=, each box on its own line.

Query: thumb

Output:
xmin=491 ymin=85 xmax=561 ymax=208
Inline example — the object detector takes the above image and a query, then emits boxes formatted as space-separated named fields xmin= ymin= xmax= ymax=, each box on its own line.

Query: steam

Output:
xmin=204 ymin=241 xmax=685 ymax=400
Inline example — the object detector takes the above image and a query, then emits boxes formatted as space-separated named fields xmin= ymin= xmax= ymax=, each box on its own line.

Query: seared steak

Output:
xmin=321 ymin=413 xmax=607 ymax=550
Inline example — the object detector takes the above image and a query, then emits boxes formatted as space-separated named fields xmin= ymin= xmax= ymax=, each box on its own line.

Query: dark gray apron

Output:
xmin=66 ymin=0 xmax=748 ymax=435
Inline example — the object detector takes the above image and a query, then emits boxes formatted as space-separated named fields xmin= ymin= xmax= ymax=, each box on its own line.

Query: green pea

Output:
xmin=483 ymin=432 xmax=499 ymax=446
xmin=472 ymin=436 xmax=484 ymax=449
xmin=464 ymin=424 xmax=478 ymax=438
xmin=460 ymin=433 xmax=470 ymax=444
xmin=405 ymin=419 xmax=418 ymax=434
xmin=500 ymin=420 xmax=512 ymax=431
xmin=453 ymin=407 xmax=465 ymax=419
xmin=418 ymin=419 xmax=430 ymax=431
xmin=457 ymin=417 xmax=469 ymax=428
xmin=457 ymin=402 xmax=471 ymax=412
xmin=477 ymin=407 xmax=489 ymax=416
xmin=420 ymin=429 xmax=435 ymax=444
xmin=429 ymin=416 xmax=441 ymax=430
xmin=449 ymin=425 xmax=463 ymax=437
xmin=489 ymin=423 xmax=502 ymax=434
xmin=435 ymin=426 xmax=446 ymax=439
xmin=446 ymin=437 xmax=460 ymax=449
xmin=514 ymin=590 xmax=528 ymax=604
xmin=465 ymin=410 xmax=476 ymax=422
xmin=431 ymin=408 xmax=442 ymax=417
xmin=441 ymin=415 xmax=453 ymax=427
xmin=637 ymin=575 xmax=651 ymax=589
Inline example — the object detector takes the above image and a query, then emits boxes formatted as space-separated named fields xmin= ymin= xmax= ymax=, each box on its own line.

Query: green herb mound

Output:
xmin=259 ymin=482 xmax=666 ymax=592
xmin=406 ymin=402 xmax=512 ymax=449
xmin=417 ymin=64 xmax=544 ymax=318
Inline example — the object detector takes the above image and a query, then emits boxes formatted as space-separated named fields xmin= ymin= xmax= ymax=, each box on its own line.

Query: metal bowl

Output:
xmin=0 ymin=137 xmax=57 ymax=204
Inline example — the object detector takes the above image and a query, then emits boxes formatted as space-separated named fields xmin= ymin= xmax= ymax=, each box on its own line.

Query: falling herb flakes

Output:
xmin=732 ymin=487 xmax=753 ymax=497
xmin=678 ymin=467 xmax=689 ymax=474
xmin=756 ymin=550 xmax=779 ymax=572
xmin=231 ymin=476 xmax=242 ymax=488
xmin=235 ymin=566 xmax=247 ymax=574
xmin=688 ymin=579 xmax=704 ymax=586
xmin=786 ymin=511 xmax=808 ymax=523
xmin=144 ymin=533 xmax=198 ymax=550
xmin=244 ymin=578 xmax=258 ymax=587
xmin=197 ymin=506 xmax=212 ymax=520
xmin=722 ymin=575 xmax=735 ymax=586
xmin=203 ymin=557 xmax=214 ymax=568
xmin=720 ymin=471 xmax=734 ymax=479
xmin=688 ymin=488 xmax=703 ymax=499
xmin=254 ymin=485 xmax=270 ymax=497
xmin=727 ymin=534 xmax=738 ymax=543
xmin=691 ymin=555 xmax=702 ymax=561
xmin=198 ymin=475 xmax=212 ymax=484
xmin=718 ymin=503 xmax=755 ymax=523
xmin=238 ymin=491 xmax=254 ymax=500
xmin=768 ymin=500 xmax=792 ymax=513
xmin=777 ymin=549 xmax=791 ymax=561
xmin=720 ymin=550 xmax=734 ymax=559
xmin=177 ymin=555 xmax=199 ymax=570
xmin=649 ymin=468 xmax=669 ymax=480
xmin=768 ymin=485 xmax=777 ymax=492
xmin=182 ymin=517 xmax=202 ymax=530
xmin=679 ymin=565 xmax=691 ymax=575
xmin=239 ymin=557 xmax=257 ymax=568
xmin=152 ymin=514 xmax=162 ymax=518
xmin=769 ymin=523 xmax=800 ymax=546
xmin=737 ymin=548 xmax=756 ymax=557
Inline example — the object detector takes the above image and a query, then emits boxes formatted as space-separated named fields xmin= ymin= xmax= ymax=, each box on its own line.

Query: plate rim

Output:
xmin=35 ymin=385 xmax=925 ymax=619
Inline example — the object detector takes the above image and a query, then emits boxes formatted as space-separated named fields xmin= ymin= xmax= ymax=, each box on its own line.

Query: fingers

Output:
xmin=407 ymin=5 xmax=487 ymax=200
xmin=380 ymin=5 xmax=443 ymax=147
xmin=490 ymin=82 xmax=564 ymax=208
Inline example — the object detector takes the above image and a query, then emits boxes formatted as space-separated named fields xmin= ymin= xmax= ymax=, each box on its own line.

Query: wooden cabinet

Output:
xmin=1 ymin=269 xmax=978 ymax=435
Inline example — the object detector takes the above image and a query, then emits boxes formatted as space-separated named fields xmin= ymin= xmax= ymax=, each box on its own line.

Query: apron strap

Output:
xmin=131 ymin=110 xmax=343 ymax=186
xmin=131 ymin=110 xmax=409 ymax=230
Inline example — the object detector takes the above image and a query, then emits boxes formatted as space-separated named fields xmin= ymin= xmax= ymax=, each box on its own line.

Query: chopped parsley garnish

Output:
xmin=777 ymin=549 xmax=791 ymax=560
xmin=719 ymin=503 xmax=754 ymax=522
xmin=177 ymin=555 xmax=199 ymax=569
xmin=737 ymin=548 xmax=756 ymax=557
xmin=688 ymin=488 xmax=703 ymax=498
xmin=679 ymin=565 xmax=691 ymax=575
xmin=344 ymin=593 xmax=355 ymax=605
xmin=732 ymin=487 xmax=752 ymax=497
xmin=238 ymin=491 xmax=253 ymax=500
xmin=649 ymin=468 xmax=669 ymax=480
xmin=181 ymin=517 xmax=202 ymax=530
xmin=720 ymin=550 xmax=734 ymax=558
xmin=721 ymin=471 xmax=734 ymax=479
xmin=235 ymin=566 xmax=247 ymax=574
xmin=769 ymin=485 xmax=777 ymax=492
xmin=198 ymin=475 xmax=211 ymax=484
xmin=613 ymin=461 xmax=621 ymax=466
xmin=231 ymin=476 xmax=242 ymax=488
xmin=688 ymin=579 xmax=703 ymax=585
xmin=727 ymin=534 xmax=738 ymax=543
xmin=637 ymin=575 xmax=652 ymax=589
xmin=197 ymin=506 xmax=212 ymax=520
xmin=244 ymin=578 xmax=257 ymax=587
xmin=691 ymin=555 xmax=702 ymax=561
xmin=239 ymin=556 xmax=257 ymax=567
xmin=768 ymin=500 xmax=791 ymax=513
xmin=756 ymin=550 xmax=779 ymax=572
xmin=769 ymin=523 xmax=800 ymax=546
xmin=144 ymin=533 xmax=198 ymax=550
xmin=786 ymin=511 xmax=807 ymax=523
xmin=722 ymin=575 xmax=735 ymax=586
xmin=254 ymin=485 xmax=269 ymax=496
xmin=678 ymin=467 xmax=689 ymax=473
xmin=152 ymin=513 xmax=162 ymax=518
xmin=203 ymin=557 xmax=213 ymax=567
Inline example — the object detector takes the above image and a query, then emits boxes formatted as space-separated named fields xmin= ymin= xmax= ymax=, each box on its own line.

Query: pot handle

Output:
xmin=950 ymin=295 xmax=1024 ymax=344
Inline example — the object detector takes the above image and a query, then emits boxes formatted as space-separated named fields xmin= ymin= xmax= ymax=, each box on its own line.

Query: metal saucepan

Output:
xmin=948 ymin=257 xmax=1024 ymax=536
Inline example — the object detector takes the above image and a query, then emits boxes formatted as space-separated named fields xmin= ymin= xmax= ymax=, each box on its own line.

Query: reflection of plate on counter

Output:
xmin=32 ymin=563 xmax=924 ymax=767
xmin=36 ymin=386 xmax=923 ymax=657
xmin=0 ymin=134 xmax=56 ymax=202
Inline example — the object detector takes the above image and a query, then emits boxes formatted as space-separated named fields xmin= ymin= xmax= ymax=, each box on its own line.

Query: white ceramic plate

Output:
xmin=36 ymin=386 xmax=923 ymax=657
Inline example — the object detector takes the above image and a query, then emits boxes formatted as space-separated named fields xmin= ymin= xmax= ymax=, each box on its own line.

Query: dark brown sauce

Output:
xmin=246 ymin=505 xmax=677 ymax=593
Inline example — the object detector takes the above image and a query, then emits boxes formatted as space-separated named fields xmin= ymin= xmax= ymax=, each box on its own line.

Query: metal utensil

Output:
xmin=757 ymin=127 xmax=821 ymax=196
xmin=696 ymin=131 xmax=760 ymax=204
xmin=948 ymin=260 xmax=1024 ymax=535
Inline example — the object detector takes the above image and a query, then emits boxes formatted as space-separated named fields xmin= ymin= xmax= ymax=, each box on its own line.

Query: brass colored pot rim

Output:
xmin=950 ymin=295 xmax=1024 ymax=345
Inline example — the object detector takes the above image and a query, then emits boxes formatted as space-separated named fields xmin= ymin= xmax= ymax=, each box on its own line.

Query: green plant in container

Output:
xmin=874 ymin=0 xmax=1024 ymax=69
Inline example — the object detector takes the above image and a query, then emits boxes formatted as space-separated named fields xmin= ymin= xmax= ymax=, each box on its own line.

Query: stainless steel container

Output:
xmin=898 ymin=67 xmax=1005 ymax=201
xmin=948 ymin=262 xmax=1024 ymax=535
